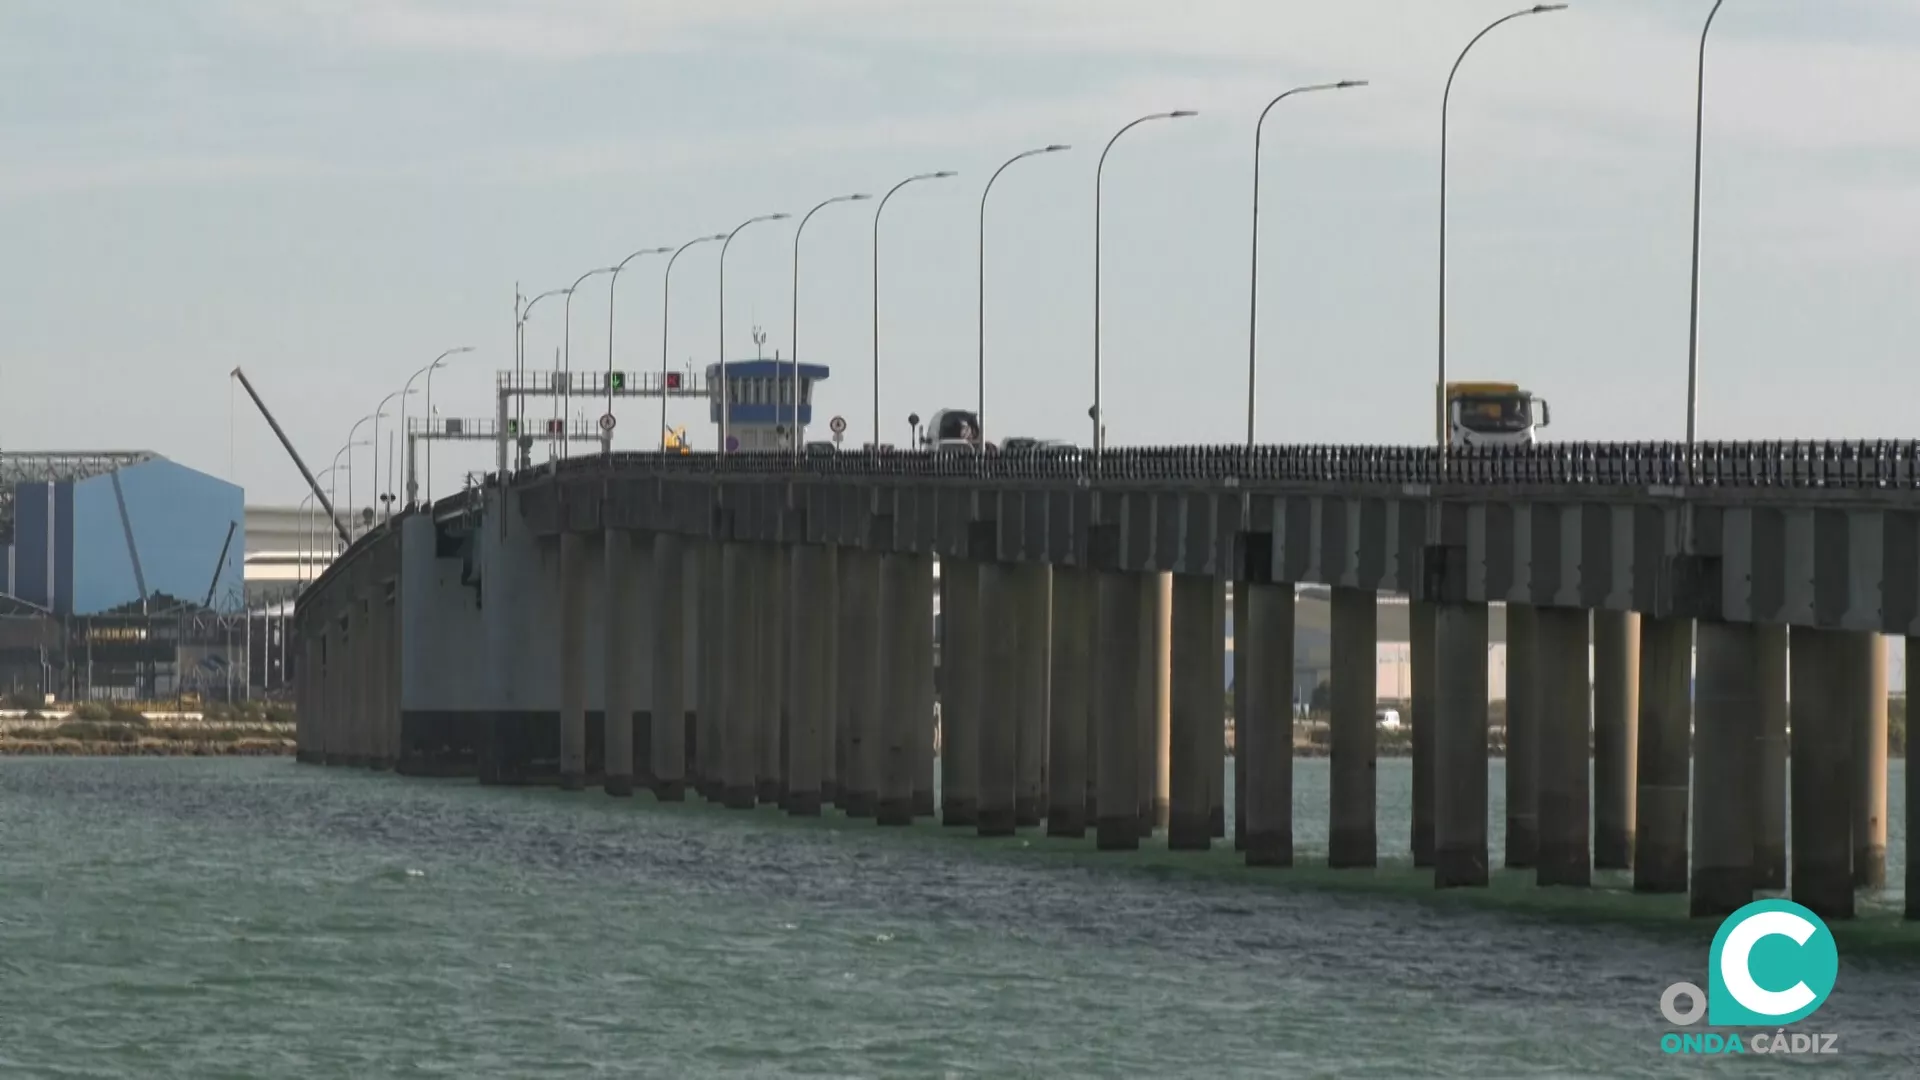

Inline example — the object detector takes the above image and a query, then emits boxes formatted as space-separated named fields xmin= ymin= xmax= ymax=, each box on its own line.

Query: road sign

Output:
xmin=599 ymin=413 xmax=616 ymax=432
xmin=832 ymin=430 xmax=843 ymax=445
xmin=725 ymin=435 xmax=740 ymax=452
xmin=829 ymin=415 xmax=846 ymax=435
xmin=608 ymin=372 xmax=626 ymax=391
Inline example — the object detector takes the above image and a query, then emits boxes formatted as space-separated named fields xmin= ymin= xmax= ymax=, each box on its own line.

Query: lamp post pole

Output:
xmin=514 ymin=288 xmax=570 ymax=469
xmin=1094 ymin=110 xmax=1197 ymax=458
xmin=791 ymin=193 xmax=871 ymax=459
xmin=872 ymin=171 xmax=956 ymax=447
xmin=660 ymin=234 xmax=728 ymax=449
xmin=719 ymin=213 xmax=790 ymax=455
xmin=979 ymin=147 xmax=1069 ymax=445
xmin=342 ymin=418 xmax=377 ymax=539
xmin=606 ymin=245 xmax=673 ymax=452
xmin=1685 ymin=0 xmax=1727 ymax=453
xmin=561 ymin=268 xmax=615 ymax=459
xmin=403 ymin=346 xmax=473 ymax=505
xmin=372 ymin=389 xmax=412 ymax=522
xmin=1245 ymin=82 xmax=1365 ymax=448
xmin=422 ymin=347 xmax=475 ymax=504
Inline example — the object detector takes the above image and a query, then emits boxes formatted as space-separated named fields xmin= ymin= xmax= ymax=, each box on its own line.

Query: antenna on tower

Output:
xmin=751 ymin=324 xmax=767 ymax=360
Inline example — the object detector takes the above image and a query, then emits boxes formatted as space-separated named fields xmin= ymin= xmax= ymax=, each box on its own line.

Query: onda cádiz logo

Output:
xmin=1658 ymin=899 xmax=1842 ymax=1056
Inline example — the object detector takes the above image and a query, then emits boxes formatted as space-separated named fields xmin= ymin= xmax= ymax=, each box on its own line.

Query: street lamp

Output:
xmin=607 ymin=245 xmax=674 ymax=445
xmin=979 ymin=147 xmax=1069 ymax=444
xmin=341 ymin=419 xmax=377 ymax=540
xmin=403 ymin=346 xmax=474 ymax=504
xmin=660 ymin=234 xmax=728 ymax=448
xmin=1685 ymin=0 xmax=1727 ymax=451
xmin=719 ymin=213 xmax=790 ymax=454
xmin=1245 ymin=82 xmax=1365 ymax=448
xmin=791 ymin=193 xmax=871 ymax=459
xmin=1436 ymin=4 xmax=1568 ymax=450
xmin=561 ymin=267 xmax=617 ymax=459
xmin=373 ymin=389 xmax=414 ymax=521
xmin=516 ymin=287 xmax=570 ymax=447
xmin=873 ymin=171 xmax=957 ymax=446
xmin=1093 ymin=110 xmax=1197 ymax=456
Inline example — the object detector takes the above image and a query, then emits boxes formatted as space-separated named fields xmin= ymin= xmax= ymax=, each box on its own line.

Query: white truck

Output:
xmin=1444 ymin=381 xmax=1551 ymax=448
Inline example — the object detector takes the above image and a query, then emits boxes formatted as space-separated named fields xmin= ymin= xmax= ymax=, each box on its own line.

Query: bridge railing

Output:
xmin=505 ymin=441 xmax=1920 ymax=491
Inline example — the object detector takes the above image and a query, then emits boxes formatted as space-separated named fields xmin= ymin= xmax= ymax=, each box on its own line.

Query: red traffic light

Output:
xmin=545 ymin=419 xmax=564 ymax=435
xmin=665 ymin=372 xmax=682 ymax=390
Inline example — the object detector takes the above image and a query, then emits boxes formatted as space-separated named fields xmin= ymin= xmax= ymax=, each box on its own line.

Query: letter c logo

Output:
xmin=1706 ymin=899 xmax=1838 ymax=1026
xmin=1719 ymin=910 xmax=1817 ymax=1016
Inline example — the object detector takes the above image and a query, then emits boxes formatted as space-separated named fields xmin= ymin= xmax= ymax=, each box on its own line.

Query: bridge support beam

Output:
xmin=978 ymin=561 xmax=1019 ymax=836
xmin=1046 ymin=567 xmax=1091 ymax=838
xmin=1850 ymin=633 xmax=1889 ymax=889
xmin=878 ymin=555 xmax=918 ymax=826
xmin=1504 ymin=603 xmax=1539 ymax=870
xmin=1409 ymin=598 xmax=1436 ymax=867
xmin=820 ymin=546 xmax=840 ymax=809
xmin=1753 ymin=624 xmax=1788 ymax=890
xmin=839 ymin=551 xmax=881 ymax=819
xmin=1592 ymin=610 xmax=1639 ymax=871
xmin=1909 ymin=635 xmax=1918 ymax=922
xmin=1243 ymin=581 xmax=1296 ymax=867
xmin=1139 ymin=573 xmax=1173 ymax=837
xmin=356 ymin=590 xmax=376 ymax=768
xmin=1790 ymin=627 xmax=1853 ymax=920
xmin=601 ymin=529 xmax=640 ymax=797
xmin=1329 ymin=586 xmax=1377 ymax=868
xmin=1634 ymin=616 xmax=1691 ymax=894
xmin=786 ymin=545 xmax=830 ymax=816
xmin=1169 ymin=573 xmax=1223 ymax=851
xmin=558 ymin=532 xmax=591 ymax=791
xmin=651 ymin=534 xmax=688 ymax=801
xmin=1014 ymin=564 xmax=1050 ymax=829
xmin=1208 ymin=578 xmax=1228 ymax=840
xmin=941 ymin=559 xmax=981 ymax=827
xmin=759 ymin=545 xmax=787 ymax=807
xmin=371 ymin=585 xmax=397 ymax=771
xmin=1233 ymin=584 xmax=1250 ymax=852
xmin=696 ymin=539 xmax=725 ymax=802
xmin=909 ymin=555 xmax=936 ymax=820
xmin=1536 ymin=607 xmax=1591 ymax=888
xmin=1691 ymin=619 xmax=1758 ymax=917
xmin=1096 ymin=571 xmax=1145 ymax=851
xmin=1434 ymin=601 xmax=1490 ymax=888
xmin=720 ymin=542 xmax=758 ymax=809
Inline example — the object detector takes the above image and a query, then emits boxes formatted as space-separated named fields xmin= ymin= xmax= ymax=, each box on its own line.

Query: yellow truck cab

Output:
xmin=1444 ymin=381 xmax=1550 ymax=448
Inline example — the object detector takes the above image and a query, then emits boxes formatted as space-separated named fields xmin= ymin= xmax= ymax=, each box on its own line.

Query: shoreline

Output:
xmin=0 ymin=739 xmax=293 ymax=757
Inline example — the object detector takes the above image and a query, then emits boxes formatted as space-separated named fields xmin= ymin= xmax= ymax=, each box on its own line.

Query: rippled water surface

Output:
xmin=1 ymin=757 xmax=1915 ymax=1078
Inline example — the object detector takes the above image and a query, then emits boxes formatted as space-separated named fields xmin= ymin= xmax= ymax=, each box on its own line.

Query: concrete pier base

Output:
xmin=720 ymin=542 xmax=757 ymax=810
xmin=651 ymin=534 xmax=688 ymax=802
xmin=558 ymin=533 xmax=590 ymax=791
xmin=1850 ymin=633 xmax=1889 ymax=889
xmin=1168 ymin=574 xmax=1222 ymax=851
xmin=877 ymin=556 xmax=917 ymax=827
xmin=759 ymin=546 xmax=787 ymax=807
xmin=1138 ymin=573 xmax=1172 ymax=837
xmin=1409 ymin=599 xmax=1436 ymax=868
xmin=1790 ymin=627 xmax=1853 ymax=920
xmin=1909 ymin=635 xmax=1918 ymax=922
xmin=978 ymin=562 xmax=1019 ymax=837
xmin=1232 ymin=583 xmax=1250 ymax=852
xmin=1096 ymin=571 xmax=1143 ymax=851
xmin=1329 ymin=586 xmax=1377 ymax=868
xmin=840 ymin=551 xmax=881 ymax=820
xmin=819 ymin=546 xmax=840 ymax=809
xmin=1243 ymin=582 xmax=1296 ymax=867
xmin=1691 ymin=619 xmax=1758 ymax=917
xmin=601 ymin=529 xmax=639 ymax=797
xmin=940 ymin=559 xmax=981 ymax=827
xmin=1592 ymin=610 xmax=1639 ymax=870
xmin=1503 ymin=603 xmax=1539 ymax=870
xmin=786 ymin=545 xmax=830 ymax=817
xmin=1433 ymin=601 xmax=1490 ymax=888
xmin=1536 ymin=607 xmax=1590 ymax=888
xmin=696 ymin=540 xmax=725 ymax=803
xmin=1013 ymin=565 xmax=1050 ymax=829
xmin=1753 ymin=624 xmax=1788 ymax=890
xmin=907 ymin=555 xmax=936 ymax=820
xmin=1635 ymin=615 xmax=1692 ymax=894
xmin=1046 ymin=567 xmax=1090 ymax=838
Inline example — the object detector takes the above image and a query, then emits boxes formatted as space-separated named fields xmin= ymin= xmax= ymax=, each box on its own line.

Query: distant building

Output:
xmin=704 ymin=359 xmax=830 ymax=451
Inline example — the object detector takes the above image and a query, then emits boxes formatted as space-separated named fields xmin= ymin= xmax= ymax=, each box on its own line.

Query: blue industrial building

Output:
xmin=704 ymin=359 xmax=831 ymax=451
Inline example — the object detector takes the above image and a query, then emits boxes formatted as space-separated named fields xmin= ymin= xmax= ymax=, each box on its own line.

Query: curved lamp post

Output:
xmin=372 ymin=388 xmax=414 ymax=521
xmin=560 ymin=267 xmax=616 ymax=459
xmin=1685 ymin=0 xmax=1726 ymax=450
xmin=791 ymin=193 xmax=871 ymax=458
xmin=873 ymin=171 xmax=956 ymax=446
xmin=606 ymin=245 xmax=673 ymax=444
xmin=402 ymin=346 xmax=473 ymax=505
xmin=719 ymin=213 xmax=790 ymax=454
xmin=659 ymin=234 xmax=728 ymax=448
xmin=1436 ymin=3 xmax=1568 ymax=450
xmin=422 ymin=347 xmax=475 ymax=504
xmin=343 ymin=416 xmax=379 ymax=537
xmin=1093 ymin=110 xmax=1196 ymax=456
xmin=515 ymin=287 xmax=570 ymax=445
xmin=1245 ymin=82 xmax=1365 ymax=448
xmin=979 ymin=147 xmax=1069 ymax=444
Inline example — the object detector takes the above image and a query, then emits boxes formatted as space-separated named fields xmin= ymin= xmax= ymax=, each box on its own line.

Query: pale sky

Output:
xmin=3 ymin=0 xmax=1917 ymax=509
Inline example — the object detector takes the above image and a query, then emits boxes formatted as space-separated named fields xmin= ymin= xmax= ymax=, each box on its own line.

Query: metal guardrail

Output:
xmin=503 ymin=441 xmax=1920 ymax=491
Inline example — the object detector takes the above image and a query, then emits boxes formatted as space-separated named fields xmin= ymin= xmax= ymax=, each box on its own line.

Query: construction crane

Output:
xmin=664 ymin=425 xmax=692 ymax=453
xmin=230 ymin=367 xmax=352 ymax=549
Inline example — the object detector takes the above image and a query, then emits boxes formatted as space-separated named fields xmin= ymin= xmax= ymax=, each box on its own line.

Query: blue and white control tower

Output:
xmin=704 ymin=359 xmax=831 ymax=451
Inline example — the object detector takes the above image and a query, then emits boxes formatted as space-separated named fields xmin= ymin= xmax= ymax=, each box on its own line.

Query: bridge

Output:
xmin=292 ymin=441 xmax=1919 ymax=923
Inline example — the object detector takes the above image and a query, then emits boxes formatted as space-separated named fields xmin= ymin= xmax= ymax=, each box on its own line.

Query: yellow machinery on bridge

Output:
xmin=663 ymin=425 xmax=692 ymax=454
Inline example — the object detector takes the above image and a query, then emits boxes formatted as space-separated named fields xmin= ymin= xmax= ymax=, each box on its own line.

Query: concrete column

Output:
xmin=326 ymin=618 xmax=343 ymax=765
xmin=697 ymin=539 xmax=726 ymax=801
xmin=1691 ymin=618 xmax=1758 ymax=917
xmin=1790 ymin=628 xmax=1853 ymax=920
xmin=878 ymin=555 xmax=917 ymax=826
xmin=1634 ymin=615 xmax=1692 ymax=894
xmin=1139 ymin=572 xmax=1173 ymax=836
xmin=558 ymin=533 xmax=591 ymax=790
xmin=785 ymin=545 xmax=828 ymax=815
xmin=1753 ymin=624 xmax=1789 ymax=890
xmin=1244 ymin=582 xmax=1297 ymax=866
xmin=1504 ymin=603 xmax=1540 ymax=869
xmin=1329 ymin=587 xmax=1377 ymax=869
xmin=357 ymin=592 xmax=375 ymax=767
xmin=1536 ymin=607 xmax=1591 ymax=888
xmin=1434 ymin=601 xmax=1490 ymax=888
xmin=759 ymin=545 xmax=787 ymax=806
xmin=1046 ymin=566 xmax=1090 ymax=837
xmin=1013 ymin=565 xmax=1050 ymax=829
xmin=978 ymin=561 xmax=1019 ymax=836
xmin=1592 ymin=610 xmax=1639 ymax=871
xmin=1232 ymin=583 xmax=1250 ymax=851
xmin=834 ymin=547 xmax=863 ymax=811
xmin=1908 ymin=635 xmax=1918 ymax=922
xmin=382 ymin=587 xmax=401 ymax=769
xmin=601 ymin=530 xmax=639 ymax=797
xmin=1096 ymin=571 xmax=1144 ymax=851
xmin=1208 ymin=578 xmax=1227 ymax=840
xmin=909 ymin=555 xmax=937 ymax=820
xmin=368 ymin=588 xmax=391 ymax=769
xmin=1409 ymin=598 xmax=1437 ymax=867
xmin=940 ymin=559 xmax=981 ymax=826
xmin=297 ymin=632 xmax=315 ymax=762
xmin=1169 ymin=574 xmax=1224 ymax=850
xmin=720 ymin=542 xmax=758 ymax=809
xmin=1849 ymin=633 xmax=1889 ymax=889
xmin=841 ymin=551 xmax=882 ymax=819
xmin=650 ymin=533 xmax=687 ymax=801
xmin=820 ymin=546 xmax=840 ymax=807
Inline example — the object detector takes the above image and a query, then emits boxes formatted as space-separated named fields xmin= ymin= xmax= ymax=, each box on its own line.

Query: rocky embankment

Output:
xmin=0 ymin=709 xmax=295 ymax=757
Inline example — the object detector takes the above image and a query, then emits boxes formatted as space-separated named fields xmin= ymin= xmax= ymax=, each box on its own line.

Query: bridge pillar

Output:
xmin=1169 ymin=573 xmax=1223 ymax=851
xmin=1233 ymin=584 xmax=1250 ymax=852
xmin=759 ymin=545 xmax=787 ymax=806
xmin=786 ymin=544 xmax=830 ymax=816
xmin=696 ymin=539 xmax=725 ymax=802
xmin=978 ymin=561 xmax=1019 ymax=836
xmin=1536 ymin=607 xmax=1590 ymax=888
xmin=1690 ymin=619 xmax=1758 ymax=917
xmin=839 ymin=550 xmax=882 ymax=819
xmin=557 ymin=532 xmax=592 ymax=791
xmin=1634 ymin=615 xmax=1692 ymax=894
xmin=651 ymin=533 xmax=688 ymax=801
xmin=1753 ymin=624 xmax=1789 ymax=890
xmin=601 ymin=529 xmax=644 ymax=797
xmin=1433 ymin=600 xmax=1490 ymax=889
xmin=834 ymin=547 xmax=865 ymax=813
xmin=1046 ymin=566 xmax=1091 ymax=838
xmin=1849 ymin=633 xmax=1889 ymax=889
xmin=720 ymin=542 xmax=760 ymax=809
xmin=1139 ymin=573 xmax=1172 ymax=837
xmin=1096 ymin=570 xmax=1145 ymax=851
xmin=356 ymin=589 xmax=376 ymax=768
xmin=1504 ymin=603 xmax=1540 ymax=870
xmin=878 ymin=554 xmax=918 ymax=826
xmin=820 ymin=546 xmax=840 ymax=808
xmin=1329 ymin=586 xmax=1377 ymax=869
xmin=1409 ymin=599 xmax=1437 ymax=867
xmin=1014 ymin=564 xmax=1050 ymax=829
xmin=478 ymin=489 xmax=544 ymax=787
xmin=375 ymin=584 xmax=398 ymax=770
xmin=1789 ymin=627 xmax=1853 ymax=920
xmin=321 ymin=617 xmax=339 ymax=764
xmin=1592 ymin=610 xmax=1639 ymax=871
xmin=909 ymin=555 xmax=937 ymax=820
xmin=1243 ymin=581 xmax=1296 ymax=867
xmin=296 ymin=631 xmax=314 ymax=763
xmin=1908 ymin=635 xmax=1918 ymax=922
xmin=940 ymin=559 xmax=981 ymax=827
xmin=1208 ymin=578 xmax=1228 ymax=840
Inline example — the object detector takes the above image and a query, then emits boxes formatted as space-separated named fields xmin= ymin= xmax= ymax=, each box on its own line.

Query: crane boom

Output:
xmin=229 ymin=367 xmax=352 ymax=549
